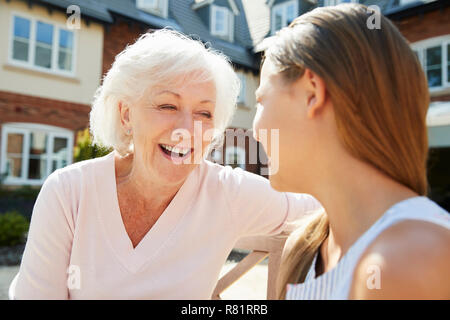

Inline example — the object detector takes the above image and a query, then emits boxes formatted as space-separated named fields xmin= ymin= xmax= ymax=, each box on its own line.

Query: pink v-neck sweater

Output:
xmin=10 ymin=151 xmax=322 ymax=299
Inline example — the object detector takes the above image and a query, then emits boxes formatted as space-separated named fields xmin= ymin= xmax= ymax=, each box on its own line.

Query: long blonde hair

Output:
xmin=266 ymin=4 xmax=430 ymax=299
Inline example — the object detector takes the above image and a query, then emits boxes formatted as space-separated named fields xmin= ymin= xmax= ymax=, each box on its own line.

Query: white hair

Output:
xmin=90 ymin=29 xmax=240 ymax=155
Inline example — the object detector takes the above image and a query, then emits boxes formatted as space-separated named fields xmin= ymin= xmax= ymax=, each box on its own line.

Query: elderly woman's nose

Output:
xmin=175 ymin=112 xmax=195 ymax=133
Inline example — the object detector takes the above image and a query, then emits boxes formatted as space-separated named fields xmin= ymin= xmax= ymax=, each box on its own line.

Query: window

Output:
xmin=412 ymin=36 xmax=450 ymax=91
xmin=211 ymin=5 xmax=234 ymax=41
xmin=0 ymin=123 xmax=73 ymax=185
xmin=324 ymin=0 xmax=358 ymax=6
xmin=136 ymin=0 xmax=168 ymax=18
xmin=225 ymin=146 xmax=246 ymax=170
xmin=10 ymin=14 xmax=75 ymax=75
xmin=237 ymin=73 xmax=246 ymax=105
xmin=271 ymin=1 xmax=298 ymax=34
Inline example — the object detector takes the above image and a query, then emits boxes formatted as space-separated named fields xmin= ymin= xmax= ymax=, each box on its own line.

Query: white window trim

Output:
xmin=211 ymin=5 xmax=234 ymax=41
xmin=225 ymin=146 xmax=246 ymax=170
xmin=237 ymin=72 xmax=246 ymax=104
xmin=8 ymin=11 xmax=77 ymax=78
xmin=411 ymin=35 xmax=450 ymax=92
xmin=271 ymin=0 xmax=298 ymax=35
xmin=136 ymin=0 xmax=169 ymax=19
xmin=0 ymin=123 xmax=73 ymax=186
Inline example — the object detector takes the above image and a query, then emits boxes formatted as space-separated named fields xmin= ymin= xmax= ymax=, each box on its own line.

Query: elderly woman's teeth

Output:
xmin=161 ymin=144 xmax=189 ymax=157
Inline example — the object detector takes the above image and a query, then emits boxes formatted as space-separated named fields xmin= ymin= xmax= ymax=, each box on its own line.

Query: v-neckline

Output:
xmin=97 ymin=151 xmax=200 ymax=273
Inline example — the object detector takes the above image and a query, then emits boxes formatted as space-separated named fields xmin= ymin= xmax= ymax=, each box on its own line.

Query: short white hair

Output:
xmin=90 ymin=29 xmax=240 ymax=155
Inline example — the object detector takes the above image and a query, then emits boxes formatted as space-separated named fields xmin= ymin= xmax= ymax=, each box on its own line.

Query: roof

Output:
xmin=34 ymin=0 xmax=258 ymax=69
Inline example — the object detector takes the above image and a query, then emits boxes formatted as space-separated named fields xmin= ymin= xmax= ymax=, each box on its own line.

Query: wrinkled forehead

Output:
xmin=143 ymin=74 xmax=217 ymax=104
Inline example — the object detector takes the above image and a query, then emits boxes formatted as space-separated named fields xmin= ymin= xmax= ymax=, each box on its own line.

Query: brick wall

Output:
xmin=102 ymin=19 xmax=151 ymax=76
xmin=392 ymin=7 xmax=450 ymax=44
xmin=0 ymin=90 xmax=90 ymax=132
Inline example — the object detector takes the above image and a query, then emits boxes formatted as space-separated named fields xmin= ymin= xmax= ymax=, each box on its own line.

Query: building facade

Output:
xmin=0 ymin=0 xmax=104 ymax=186
xmin=1 ymin=0 xmax=448 ymax=209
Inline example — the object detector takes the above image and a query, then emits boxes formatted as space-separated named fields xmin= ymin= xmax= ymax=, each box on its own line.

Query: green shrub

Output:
xmin=0 ymin=211 xmax=30 ymax=247
xmin=74 ymin=128 xmax=112 ymax=162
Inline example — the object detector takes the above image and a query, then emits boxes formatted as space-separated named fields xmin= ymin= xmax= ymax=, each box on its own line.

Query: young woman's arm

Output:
xmin=10 ymin=171 xmax=74 ymax=299
xmin=349 ymin=220 xmax=450 ymax=299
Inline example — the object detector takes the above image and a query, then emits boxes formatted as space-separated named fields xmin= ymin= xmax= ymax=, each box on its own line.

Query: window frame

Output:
xmin=411 ymin=35 xmax=450 ymax=92
xmin=136 ymin=0 xmax=169 ymax=19
xmin=271 ymin=0 xmax=299 ymax=35
xmin=8 ymin=12 xmax=77 ymax=77
xmin=0 ymin=123 xmax=73 ymax=186
xmin=211 ymin=5 xmax=234 ymax=41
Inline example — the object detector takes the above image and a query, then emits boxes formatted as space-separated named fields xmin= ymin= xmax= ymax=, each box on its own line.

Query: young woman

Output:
xmin=253 ymin=4 xmax=450 ymax=299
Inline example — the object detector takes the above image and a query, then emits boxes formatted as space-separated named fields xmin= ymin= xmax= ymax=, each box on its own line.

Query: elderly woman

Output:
xmin=9 ymin=29 xmax=322 ymax=299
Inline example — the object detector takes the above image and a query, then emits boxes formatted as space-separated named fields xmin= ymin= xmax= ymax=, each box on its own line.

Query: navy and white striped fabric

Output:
xmin=285 ymin=196 xmax=450 ymax=300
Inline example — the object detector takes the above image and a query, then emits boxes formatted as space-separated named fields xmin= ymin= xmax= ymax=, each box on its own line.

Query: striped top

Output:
xmin=285 ymin=196 xmax=450 ymax=300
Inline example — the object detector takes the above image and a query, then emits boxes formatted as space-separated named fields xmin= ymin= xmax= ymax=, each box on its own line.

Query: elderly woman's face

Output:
xmin=124 ymin=79 xmax=216 ymax=186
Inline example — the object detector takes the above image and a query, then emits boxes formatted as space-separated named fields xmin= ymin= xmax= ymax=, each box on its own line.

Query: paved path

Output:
xmin=0 ymin=266 xmax=18 ymax=300
xmin=0 ymin=262 xmax=267 ymax=300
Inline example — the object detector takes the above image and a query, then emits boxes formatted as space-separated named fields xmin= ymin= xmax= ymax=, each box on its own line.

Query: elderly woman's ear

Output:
xmin=119 ymin=101 xmax=132 ymax=135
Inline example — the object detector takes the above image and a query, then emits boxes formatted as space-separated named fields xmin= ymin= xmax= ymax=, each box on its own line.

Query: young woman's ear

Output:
xmin=301 ymin=69 xmax=328 ymax=119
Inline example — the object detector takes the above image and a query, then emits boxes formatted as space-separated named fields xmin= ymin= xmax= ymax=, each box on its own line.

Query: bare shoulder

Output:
xmin=349 ymin=219 xmax=450 ymax=299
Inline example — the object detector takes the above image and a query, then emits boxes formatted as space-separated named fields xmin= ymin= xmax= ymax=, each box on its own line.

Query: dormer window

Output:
xmin=211 ymin=5 xmax=234 ymax=41
xmin=271 ymin=0 xmax=298 ymax=35
xmin=136 ymin=0 xmax=168 ymax=18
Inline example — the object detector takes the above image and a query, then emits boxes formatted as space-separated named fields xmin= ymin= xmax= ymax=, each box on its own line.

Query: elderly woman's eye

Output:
xmin=199 ymin=111 xmax=212 ymax=119
xmin=159 ymin=104 xmax=177 ymax=110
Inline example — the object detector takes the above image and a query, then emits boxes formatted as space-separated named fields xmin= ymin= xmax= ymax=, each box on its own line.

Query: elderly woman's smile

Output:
xmin=159 ymin=144 xmax=192 ymax=158
xmin=120 ymin=79 xmax=217 ymax=186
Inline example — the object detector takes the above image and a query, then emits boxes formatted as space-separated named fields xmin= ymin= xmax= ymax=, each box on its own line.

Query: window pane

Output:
xmin=215 ymin=10 xmax=225 ymax=32
xmin=225 ymin=147 xmax=245 ymax=169
xmin=58 ymin=50 xmax=72 ymax=71
xmin=13 ymin=39 xmax=29 ymax=62
xmin=447 ymin=44 xmax=450 ymax=82
xmin=143 ymin=0 xmax=158 ymax=9
xmin=274 ymin=8 xmax=283 ymax=31
xmin=28 ymin=157 xmax=47 ymax=180
xmin=59 ymin=29 xmax=73 ymax=49
xmin=52 ymin=137 xmax=68 ymax=172
xmin=427 ymin=69 xmax=442 ymax=87
xmin=426 ymin=46 xmax=442 ymax=87
xmin=53 ymin=137 xmax=68 ymax=153
xmin=14 ymin=16 xmax=30 ymax=39
xmin=35 ymin=45 xmax=52 ymax=68
xmin=29 ymin=131 xmax=47 ymax=155
xmin=426 ymin=46 xmax=441 ymax=65
xmin=286 ymin=3 xmax=296 ymax=25
xmin=36 ymin=22 xmax=53 ymax=45
xmin=7 ymin=133 xmax=24 ymax=154
xmin=6 ymin=133 xmax=24 ymax=178
xmin=28 ymin=131 xmax=47 ymax=180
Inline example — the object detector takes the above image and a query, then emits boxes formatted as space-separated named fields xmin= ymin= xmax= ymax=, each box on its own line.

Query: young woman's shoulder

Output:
xmin=350 ymin=218 xmax=450 ymax=299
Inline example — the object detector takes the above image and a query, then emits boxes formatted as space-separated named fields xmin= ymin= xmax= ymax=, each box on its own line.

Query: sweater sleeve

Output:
xmin=10 ymin=170 xmax=74 ymax=299
xmin=219 ymin=165 xmax=323 ymax=238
